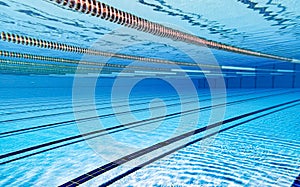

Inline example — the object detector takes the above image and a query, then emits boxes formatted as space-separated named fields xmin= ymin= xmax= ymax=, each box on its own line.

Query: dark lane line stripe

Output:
xmin=0 ymin=95 xmax=82 ymax=108
xmin=1 ymin=91 xmax=298 ymax=165
xmin=0 ymin=97 xmax=105 ymax=111
xmin=0 ymin=91 xmax=292 ymax=165
xmin=0 ymin=92 xmax=206 ymax=136
xmin=0 ymin=89 xmax=269 ymax=117
xmin=1 ymin=112 xmax=184 ymax=165
xmin=59 ymin=99 xmax=300 ymax=187
xmin=0 ymin=90 xmax=297 ymax=161
xmin=0 ymin=89 xmax=278 ymax=113
xmin=100 ymin=102 xmax=300 ymax=187
xmin=291 ymin=174 xmax=300 ymax=187
xmin=0 ymin=92 xmax=279 ymax=164
xmin=0 ymin=95 xmax=183 ymax=123
xmin=0 ymin=91 xmax=188 ymax=116
xmin=0 ymin=95 xmax=187 ymax=137
xmin=0 ymin=90 xmax=262 ymax=137
xmin=0 ymin=117 xmax=168 ymax=165
xmin=0 ymin=92 xmax=185 ymax=121
xmin=0 ymin=95 xmax=172 ymax=116
xmin=0 ymin=95 xmax=101 ymax=111
xmin=0 ymin=89 xmax=189 ymax=112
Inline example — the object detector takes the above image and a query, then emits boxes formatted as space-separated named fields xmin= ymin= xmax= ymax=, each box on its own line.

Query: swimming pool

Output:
xmin=0 ymin=0 xmax=299 ymax=186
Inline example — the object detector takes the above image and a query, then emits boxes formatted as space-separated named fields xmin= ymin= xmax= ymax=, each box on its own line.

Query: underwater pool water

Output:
xmin=0 ymin=88 xmax=299 ymax=187
xmin=0 ymin=0 xmax=299 ymax=187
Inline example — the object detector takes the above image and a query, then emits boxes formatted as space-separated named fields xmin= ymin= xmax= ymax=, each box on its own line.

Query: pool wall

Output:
xmin=0 ymin=65 xmax=299 ymax=93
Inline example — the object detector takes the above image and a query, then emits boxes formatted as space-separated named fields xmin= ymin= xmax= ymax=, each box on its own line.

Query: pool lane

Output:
xmin=0 ymin=88 xmax=205 ymax=116
xmin=60 ymin=99 xmax=300 ymax=187
xmin=98 ymin=103 xmax=300 ymax=187
xmin=0 ymin=91 xmax=189 ymax=121
xmin=0 ymin=89 xmax=264 ymax=138
xmin=0 ymin=89 xmax=255 ymax=154
xmin=0 ymin=90 xmax=289 ymax=159
xmin=0 ymin=89 xmax=299 ymax=187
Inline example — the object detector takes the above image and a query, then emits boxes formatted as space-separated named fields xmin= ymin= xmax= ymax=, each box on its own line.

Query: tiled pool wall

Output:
xmin=1 ymin=62 xmax=300 ymax=89
xmin=199 ymin=63 xmax=300 ymax=89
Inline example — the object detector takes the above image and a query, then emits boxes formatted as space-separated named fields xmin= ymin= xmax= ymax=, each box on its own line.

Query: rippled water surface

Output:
xmin=0 ymin=0 xmax=299 ymax=187
xmin=0 ymin=0 xmax=299 ymax=65
xmin=0 ymin=89 xmax=299 ymax=186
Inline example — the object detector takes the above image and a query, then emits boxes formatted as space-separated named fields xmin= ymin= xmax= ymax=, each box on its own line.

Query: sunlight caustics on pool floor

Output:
xmin=0 ymin=89 xmax=299 ymax=186
xmin=0 ymin=0 xmax=299 ymax=186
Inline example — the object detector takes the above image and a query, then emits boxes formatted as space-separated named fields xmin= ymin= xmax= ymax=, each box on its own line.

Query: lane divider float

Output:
xmin=48 ymin=0 xmax=299 ymax=63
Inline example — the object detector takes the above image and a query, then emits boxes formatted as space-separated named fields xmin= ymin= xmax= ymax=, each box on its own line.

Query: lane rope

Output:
xmin=0 ymin=50 xmax=297 ymax=75
xmin=47 ymin=0 xmax=299 ymax=63
xmin=60 ymin=98 xmax=300 ymax=186
xmin=0 ymin=31 xmax=216 ymax=68
xmin=0 ymin=50 xmax=175 ymax=72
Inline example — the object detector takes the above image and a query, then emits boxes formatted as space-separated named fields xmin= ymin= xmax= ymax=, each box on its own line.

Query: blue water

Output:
xmin=0 ymin=0 xmax=300 ymax=187
xmin=0 ymin=89 xmax=299 ymax=186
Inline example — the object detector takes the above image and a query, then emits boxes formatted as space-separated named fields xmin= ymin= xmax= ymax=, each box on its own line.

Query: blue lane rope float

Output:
xmin=48 ymin=0 xmax=300 ymax=63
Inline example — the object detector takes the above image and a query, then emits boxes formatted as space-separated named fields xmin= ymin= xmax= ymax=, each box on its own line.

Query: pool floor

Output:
xmin=0 ymin=89 xmax=299 ymax=186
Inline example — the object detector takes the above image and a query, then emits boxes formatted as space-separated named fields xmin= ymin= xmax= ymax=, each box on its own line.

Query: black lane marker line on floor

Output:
xmin=0 ymin=92 xmax=206 ymax=136
xmin=0 ymin=88 xmax=228 ymax=109
xmin=0 ymin=88 xmax=239 ymax=123
xmin=0 ymin=97 xmax=185 ymax=137
xmin=3 ymin=87 xmax=248 ymax=111
xmin=0 ymin=88 xmax=199 ymax=112
xmin=60 ymin=99 xmax=300 ymax=187
xmin=0 ymin=91 xmax=192 ymax=116
xmin=0 ymin=95 xmax=104 ymax=111
xmin=291 ymin=174 xmax=300 ymax=187
xmin=99 ymin=102 xmax=300 ymax=187
xmin=0 ymin=89 xmax=272 ymax=120
xmin=0 ymin=90 xmax=297 ymax=162
xmin=0 ymin=95 xmax=184 ymax=123
xmin=0 ymin=118 xmax=164 ymax=165
xmin=0 ymin=113 xmax=187 ymax=165
xmin=0 ymin=89 xmax=259 ymax=109
xmin=0 ymin=89 xmax=193 ymax=110
xmin=0 ymin=89 xmax=269 ymax=117
xmin=0 ymin=90 xmax=286 ymax=137
xmin=0 ymin=92 xmax=269 ymax=165
xmin=0 ymin=95 xmax=80 ymax=108
xmin=0 ymin=92 xmax=189 ymax=122
xmin=0 ymin=91 xmax=298 ymax=165
xmin=0 ymin=89 xmax=265 ymax=137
